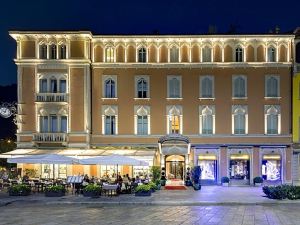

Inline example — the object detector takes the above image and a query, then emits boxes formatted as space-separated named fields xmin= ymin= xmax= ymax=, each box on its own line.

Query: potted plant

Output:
xmin=185 ymin=167 xmax=193 ymax=186
xmin=83 ymin=184 xmax=101 ymax=198
xmin=148 ymin=181 xmax=157 ymax=192
xmin=160 ymin=168 xmax=166 ymax=186
xmin=221 ymin=176 xmax=230 ymax=186
xmin=135 ymin=184 xmax=152 ymax=196
xmin=150 ymin=166 xmax=161 ymax=190
xmin=253 ymin=176 xmax=263 ymax=186
xmin=45 ymin=185 xmax=66 ymax=197
xmin=191 ymin=166 xmax=201 ymax=190
xmin=8 ymin=184 xmax=31 ymax=196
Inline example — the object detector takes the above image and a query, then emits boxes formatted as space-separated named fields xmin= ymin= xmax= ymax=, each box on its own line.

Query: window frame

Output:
xmin=265 ymin=75 xmax=280 ymax=98
xmin=105 ymin=46 xmax=115 ymax=63
xmin=202 ymin=46 xmax=212 ymax=62
xmin=232 ymin=105 xmax=248 ymax=135
xmin=200 ymin=75 xmax=214 ymax=99
xmin=102 ymin=105 xmax=118 ymax=135
xmin=267 ymin=46 xmax=276 ymax=62
xmin=235 ymin=46 xmax=243 ymax=62
xmin=169 ymin=46 xmax=179 ymax=62
xmin=264 ymin=105 xmax=281 ymax=135
xmin=138 ymin=47 xmax=147 ymax=63
xmin=166 ymin=105 xmax=182 ymax=134
xmin=199 ymin=105 xmax=215 ymax=135
xmin=232 ymin=75 xmax=247 ymax=99
xmin=167 ymin=75 xmax=182 ymax=99
xmin=102 ymin=75 xmax=117 ymax=99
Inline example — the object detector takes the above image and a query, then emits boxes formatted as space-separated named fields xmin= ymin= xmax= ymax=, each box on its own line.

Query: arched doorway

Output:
xmin=165 ymin=155 xmax=185 ymax=180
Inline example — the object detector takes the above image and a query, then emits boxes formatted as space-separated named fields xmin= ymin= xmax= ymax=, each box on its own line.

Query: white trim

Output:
xmin=102 ymin=75 xmax=117 ymax=98
xmin=199 ymin=105 xmax=215 ymax=135
xmin=134 ymin=75 xmax=150 ymax=98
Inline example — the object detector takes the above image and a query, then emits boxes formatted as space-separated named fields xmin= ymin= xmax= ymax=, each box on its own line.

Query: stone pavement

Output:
xmin=1 ymin=203 xmax=300 ymax=225
xmin=1 ymin=186 xmax=300 ymax=206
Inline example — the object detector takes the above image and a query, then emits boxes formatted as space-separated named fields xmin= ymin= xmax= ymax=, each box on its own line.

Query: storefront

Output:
xmin=165 ymin=155 xmax=185 ymax=179
xmin=198 ymin=155 xmax=217 ymax=184
xmin=262 ymin=155 xmax=281 ymax=182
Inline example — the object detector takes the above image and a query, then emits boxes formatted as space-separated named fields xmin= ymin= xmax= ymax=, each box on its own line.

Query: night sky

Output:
xmin=0 ymin=0 xmax=300 ymax=85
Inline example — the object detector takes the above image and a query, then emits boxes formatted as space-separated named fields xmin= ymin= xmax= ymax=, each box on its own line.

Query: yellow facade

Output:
xmin=293 ymin=72 xmax=300 ymax=143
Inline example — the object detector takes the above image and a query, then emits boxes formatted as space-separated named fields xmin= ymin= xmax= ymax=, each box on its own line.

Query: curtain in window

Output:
xmin=234 ymin=114 xmax=245 ymax=134
xmin=40 ymin=45 xmax=47 ymax=59
xmin=170 ymin=115 xmax=180 ymax=134
xmin=105 ymin=116 xmax=115 ymax=135
xmin=60 ymin=45 xmax=66 ymax=59
xmin=137 ymin=79 xmax=147 ymax=98
xmin=39 ymin=79 xmax=48 ymax=93
xmin=169 ymin=78 xmax=180 ymax=98
xmin=137 ymin=116 xmax=148 ymax=135
xmin=234 ymin=77 xmax=246 ymax=97
xmin=201 ymin=77 xmax=213 ymax=98
xmin=202 ymin=114 xmax=213 ymax=134
xmin=40 ymin=116 xmax=48 ymax=133
xmin=50 ymin=79 xmax=57 ymax=93
xmin=105 ymin=79 xmax=115 ymax=98
xmin=50 ymin=45 xmax=57 ymax=59
xmin=170 ymin=47 xmax=179 ymax=62
xmin=59 ymin=80 xmax=66 ymax=93
xmin=266 ymin=77 xmax=278 ymax=97
xmin=60 ymin=116 xmax=67 ymax=132
xmin=267 ymin=114 xmax=278 ymax=134
xmin=50 ymin=115 xmax=58 ymax=132
xmin=202 ymin=47 xmax=211 ymax=62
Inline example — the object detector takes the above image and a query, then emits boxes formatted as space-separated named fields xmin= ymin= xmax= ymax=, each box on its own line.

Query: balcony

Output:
xmin=35 ymin=93 xmax=68 ymax=102
xmin=33 ymin=133 xmax=67 ymax=143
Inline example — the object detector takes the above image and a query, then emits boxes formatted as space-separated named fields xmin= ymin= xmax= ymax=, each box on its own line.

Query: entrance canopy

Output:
xmin=158 ymin=134 xmax=190 ymax=155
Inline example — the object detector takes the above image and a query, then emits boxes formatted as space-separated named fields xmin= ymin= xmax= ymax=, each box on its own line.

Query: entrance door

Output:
xmin=165 ymin=155 xmax=185 ymax=180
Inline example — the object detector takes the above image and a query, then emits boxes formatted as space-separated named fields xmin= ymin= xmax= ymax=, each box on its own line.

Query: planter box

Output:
xmin=45 ymin=191 xmax=65 ymax=197
xmin=9 ymin=191 xmax=31 ymax=196
xmin=222 ymin=183 xmax=229 ymax=187
xmin=135 ymin=191 xmax=152 ymax=197
xmin=83 ymin=191 xmax=100 ymax=198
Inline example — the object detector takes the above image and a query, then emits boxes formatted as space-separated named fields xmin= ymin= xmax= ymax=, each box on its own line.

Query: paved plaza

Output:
xmin=1 ymin=186 xmax=300 ymax=224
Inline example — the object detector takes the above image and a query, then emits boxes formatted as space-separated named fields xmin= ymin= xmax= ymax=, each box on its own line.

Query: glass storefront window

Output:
xmin=198 ymin=160 xmax=216 ymax=180
xmin=100 ymin=165 xmax=122 ymax=178
xmin=229 ymin=158 xmax=250 ymax=180
xmin=41 ymin=164 xmax=67 ymax=179
xmin=262 ymin=158 xmax=281 ymax=181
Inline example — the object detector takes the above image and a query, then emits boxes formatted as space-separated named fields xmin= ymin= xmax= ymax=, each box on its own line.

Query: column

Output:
xmin=219 ymin=147 xmax=228 ymax=184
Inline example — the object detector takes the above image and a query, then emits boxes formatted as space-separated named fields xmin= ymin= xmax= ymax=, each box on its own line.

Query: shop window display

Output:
xmin=262 ymin=158 xmax=281 ymax=181
xmin=198 ymin=160 xmax=216 ymax=180
xmin=229 ymin=159 xmax=250 ymax=180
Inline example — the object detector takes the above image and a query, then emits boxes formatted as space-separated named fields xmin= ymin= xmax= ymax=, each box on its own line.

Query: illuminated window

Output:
xmin=60 ymin=45 xmax=66 ymax=59
xmin=167 ymin=105 xmax=182 ymax=134
xmin=232 ymin=105 xmax=247 ymax=135
xmin=39 ymin=44 xmax=47 ymax=59
xmin=170 ymin=46 xmax=179 ymax=62
xmin=268 ymin=46 xmax=276 ymax=62
xmin=202 ymin=46 xmax=211 ymax=62
xmin=200 ymin=76 xmax=214 ymax=98
xmin=105 ymin=47 xmax=114 ymax=63
xmin=265 ymin=105 xmax=280 ymax=135
xmin=138 ymin=47 xmax=147 ymax=62
xmin=235 ymin=47 xmax=243 ymax=62
xmin=168 ymin=76 xmax=181 ymax=98
xmin=232 ymin=75 xmax=247 ymax=98
xmin=50 ymin=44 xmax=57 ymax=59
xmin=265 ymin=75 xmax=280 ymax=97
xmin=199 ymin=105 xmax=215 ymax=135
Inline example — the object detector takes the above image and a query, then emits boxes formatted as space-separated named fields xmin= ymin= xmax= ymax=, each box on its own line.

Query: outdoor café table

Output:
xmin=102 ymin=184 xmax=118 ymax=197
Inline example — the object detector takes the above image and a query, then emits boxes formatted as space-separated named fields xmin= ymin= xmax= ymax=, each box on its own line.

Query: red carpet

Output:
xmin=164 ymin=185 xmax=187 ymax=190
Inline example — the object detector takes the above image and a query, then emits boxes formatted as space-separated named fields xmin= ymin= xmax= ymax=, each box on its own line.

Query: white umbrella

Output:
xmin=79 ymin=154 xmax=149 ymax=178
xmin=79 ymin=154 xmax=148 ymax=166
xmin=8 ymin=154 xmax=79 ymax=179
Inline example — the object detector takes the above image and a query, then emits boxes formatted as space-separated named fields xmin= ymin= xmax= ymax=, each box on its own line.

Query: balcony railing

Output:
xmin=33 ymin=133 xmax=67 ymax=142
xmin=35 ymin=93 xmax=68 ymax=102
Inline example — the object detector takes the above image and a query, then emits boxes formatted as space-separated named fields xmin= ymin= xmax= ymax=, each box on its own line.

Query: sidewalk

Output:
xmin=1 ymin=186 xmax=300 ymax=207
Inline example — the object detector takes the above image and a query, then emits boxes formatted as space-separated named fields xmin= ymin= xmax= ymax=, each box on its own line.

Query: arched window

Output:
xmin=105 ymin=47 xmax=114 ymax=62
xmin=265 ymin=75 xmax=279 ymax=97
xmin=265 ymin=105 xmax=280 ymax=134
xmin=39 ymin=44 xmax=47 ymax=59
xmin=135 ymin=106 xmax=150 ymax=135
xmin=137 ymin=78 xmax=148 ymax=98
xmin=170 ymin=46 xmax=179 ymax=62
xmin=50 ymin=44 xmax=57 ymax=59
xmin=232 ymin=106 xmax=247 ymax=134
xmin=105 ymin=79 xmax=115 ymax=98
xmin=167 ymin=105 xmax=182 ymax=134
xmin=200 ymin=76 xmax=214 ymax=98
xmin=200 ymin=106 xmax=215 ymax=135
xmin=268 ymin=46 xmax=276 ymax=62
xmin=235 ymin=47 xmax=243 ymax=62
xmin=138 ymin=47 xmax=147 ymax=62
xmin=202 ymin=46 xmax=211 ymax=62
xmin=168 ymin=76 xmax=181 ymax=98
xmin=60 ymin=45 xmax=66 ymax=59
xmin=233 ymin=75 xmax=246 ymax=98
xmin=102 ymin=106 xmax=118 ymax=135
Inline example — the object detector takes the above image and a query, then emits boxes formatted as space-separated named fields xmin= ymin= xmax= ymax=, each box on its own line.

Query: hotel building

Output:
xmin=4 ymin=31 xmax=294 ymax=185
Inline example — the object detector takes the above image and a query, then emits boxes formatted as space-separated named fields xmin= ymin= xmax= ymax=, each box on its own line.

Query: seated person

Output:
xmin=22 ymin=173 xmax=29 ymax=182
xmin=122 ymin=175 xmax=129 ymax=183
xmin=83 ymin=174 xmax=90 ymax=183
xmin=135 ymin=176 xmax=141 ymax=183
